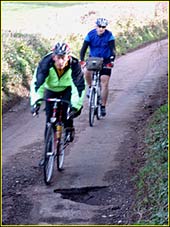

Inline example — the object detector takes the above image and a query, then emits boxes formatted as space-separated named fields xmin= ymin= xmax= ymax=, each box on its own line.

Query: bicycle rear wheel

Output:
xmin=89 ymin=87 xmax=96 ymax=127
xmin=44 ymin=124 xmax=55 ymax=185
xmin=56 ymin=126 xmax=65 ymax=171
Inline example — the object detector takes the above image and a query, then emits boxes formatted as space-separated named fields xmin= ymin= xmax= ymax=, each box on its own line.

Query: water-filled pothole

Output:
xmin=54 ymin=186 xmax=108 ymax=205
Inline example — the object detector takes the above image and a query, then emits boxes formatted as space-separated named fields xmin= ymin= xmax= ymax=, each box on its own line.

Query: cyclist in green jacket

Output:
xmin=30 ymin=42 xmax=85 ymax=143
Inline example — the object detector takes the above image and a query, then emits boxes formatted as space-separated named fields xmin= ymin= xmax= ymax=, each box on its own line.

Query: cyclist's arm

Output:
xmin=30 ymin=67 xmax=45 ymax=106
xmin=71 ymin=82 xmax=85 ymax=111
xmin=70 ymin=58 xmax=85 ymax=110
xmin=70 ymin=57 xmax=85 ymax=97
xmin=108 ymin=39 xmax=116 ymax=59
xmin=80 ymin=40 xmax=89 ymax=61
xmin=30 ymin=53 xmax=54 ymax=106
xmin=34 ymin=53 xmax=53 ymax=91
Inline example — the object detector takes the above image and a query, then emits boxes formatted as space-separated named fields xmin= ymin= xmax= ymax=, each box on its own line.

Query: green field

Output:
xmin=2 ymin=1 xmax=87 ymax=11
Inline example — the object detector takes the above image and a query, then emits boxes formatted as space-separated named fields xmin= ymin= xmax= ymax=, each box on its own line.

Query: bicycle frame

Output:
xmin=50 ymin=99 xmax=64 ymax=140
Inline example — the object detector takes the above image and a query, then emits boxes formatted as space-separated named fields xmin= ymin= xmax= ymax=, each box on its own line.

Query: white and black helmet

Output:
xmin=96 ymin=18 xmax=108 ymax=27
xmin=53 ymin=42 xmax=70 ymax=55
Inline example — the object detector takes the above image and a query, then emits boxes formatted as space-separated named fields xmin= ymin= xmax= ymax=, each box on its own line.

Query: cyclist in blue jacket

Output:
xmin=80 ymin=18 xmax=116 ymax=116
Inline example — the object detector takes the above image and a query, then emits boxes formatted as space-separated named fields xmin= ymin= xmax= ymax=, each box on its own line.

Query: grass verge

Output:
xmin=133 ymin=104 xmax=168 ymax=225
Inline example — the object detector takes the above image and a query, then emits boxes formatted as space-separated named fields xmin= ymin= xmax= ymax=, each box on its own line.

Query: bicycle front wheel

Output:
xmin=44 ymin=124 xmax=55 ymax=185
xmin=56 ymin=126 xmax=65 ymax=171
xmin=89 ymin=87 xmax=96 ymax=127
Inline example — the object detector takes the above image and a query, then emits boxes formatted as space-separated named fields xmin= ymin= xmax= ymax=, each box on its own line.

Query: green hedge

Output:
xmin=2 ymin=32 xmax=51 ymax=107
xmin=115 ymin=19 xmax=168 ymax=55
xmin=2 ymin=18 xmax=168 ymax=109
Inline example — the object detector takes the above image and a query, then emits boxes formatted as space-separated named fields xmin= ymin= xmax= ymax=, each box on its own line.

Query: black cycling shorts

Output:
xmin=100 ymin=67 xmax=112 ymax=77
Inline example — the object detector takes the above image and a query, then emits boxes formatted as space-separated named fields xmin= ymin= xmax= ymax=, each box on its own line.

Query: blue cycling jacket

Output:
xmin=85 ymin=29 xmax=115 ymax=59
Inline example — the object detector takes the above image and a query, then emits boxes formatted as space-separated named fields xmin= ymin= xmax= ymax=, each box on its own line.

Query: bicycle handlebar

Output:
xmin=81 ymin=60 xmax=114 ymax=70
xmin=33 ymin=98 xmax=72 ymax=117
xmin=35 ymin=98 xmax=71 ymax=105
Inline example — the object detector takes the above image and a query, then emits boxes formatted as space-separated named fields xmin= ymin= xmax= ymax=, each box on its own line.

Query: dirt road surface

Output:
xmin=2 ymin=39 xmax=168 ymax=225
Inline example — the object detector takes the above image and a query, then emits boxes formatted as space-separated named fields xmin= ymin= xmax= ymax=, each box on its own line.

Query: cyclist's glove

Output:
xmin=110 ymin=55 xmax=115 ymax=62
xmin=31 ymin=103 xmax=41 ymax=116
xmin=69 ymin=107 xmax=78 ymax=119
xmin=69 ymin=106 xmax=83 ymax=119
xmin=79 ymin=60 xmax=86 ymax=68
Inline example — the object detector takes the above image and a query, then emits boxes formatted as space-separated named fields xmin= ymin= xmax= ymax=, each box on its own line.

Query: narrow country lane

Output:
xmin=2 ymin=39 xmax=168 ymax=225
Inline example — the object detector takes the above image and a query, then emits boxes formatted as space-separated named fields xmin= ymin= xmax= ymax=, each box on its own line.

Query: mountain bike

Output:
xmin=33 ymin=98 xmax=72 ymax=185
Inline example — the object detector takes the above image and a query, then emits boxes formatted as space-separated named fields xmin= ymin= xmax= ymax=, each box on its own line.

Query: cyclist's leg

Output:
xmin=62 ymin=91 xmax=83 ymax=142
xmin=100 ymin=75 xmax=110 ymax=106
xmin=100 ymin=67 xmax=111 ymax=116
xmin=44 ymin=87 xmax=71 ymax=129
xmin=84 ymin=68 xmax=92 ymax=97
xmin=84 ymin=67 xmax=92 ymax=86
xmin=59 ymin=87 xmax=71 ymax=125
xmin=44 ymin=89 xmax=60 ymax=140
xmin=64 ymin=105 xmax=82 ymax=134
xmin=64 ymin=119 xmax=75 ymax=142
xmin=57 ymin=87 xmax=75 ymax=142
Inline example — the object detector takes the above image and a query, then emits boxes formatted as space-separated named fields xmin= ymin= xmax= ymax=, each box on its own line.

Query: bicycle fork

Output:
xmin=89 ymin=87 xmax=98 ymax=108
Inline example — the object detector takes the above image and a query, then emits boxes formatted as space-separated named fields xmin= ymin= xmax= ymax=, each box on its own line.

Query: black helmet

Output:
xmin=53 ymin=42 xmax=70 ymax=55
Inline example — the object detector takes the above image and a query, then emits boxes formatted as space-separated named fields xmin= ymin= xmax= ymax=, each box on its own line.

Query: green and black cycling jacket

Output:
xmin=30 ymin=53 xmax=85 ymax=110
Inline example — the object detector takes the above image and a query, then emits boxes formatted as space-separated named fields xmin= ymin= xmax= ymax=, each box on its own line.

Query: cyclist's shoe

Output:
xmin=86 ymin=87 xmax=91 ymax=98
xmin=65 ymin=127 xmax=75 ymax=143
xmin=101 ymin=106 xmax=106 ymax=117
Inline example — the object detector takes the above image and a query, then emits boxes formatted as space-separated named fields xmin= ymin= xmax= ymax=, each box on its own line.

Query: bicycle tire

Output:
xmin=43 ymin=124 xmax=55 ymax=185
xmin=56 ymin=126 xmax=65 ymax=171
xmin=96 ymin=87 xmax=102 ymax=120
xmin=89 ymin=87 xmax=96 ymax=127
xmin=96 ymin=100 xmax=102 ymax=120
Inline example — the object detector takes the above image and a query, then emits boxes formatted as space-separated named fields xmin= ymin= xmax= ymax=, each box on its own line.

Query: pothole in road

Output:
xmin=54 ymin=186 xmax=108 ymax=205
